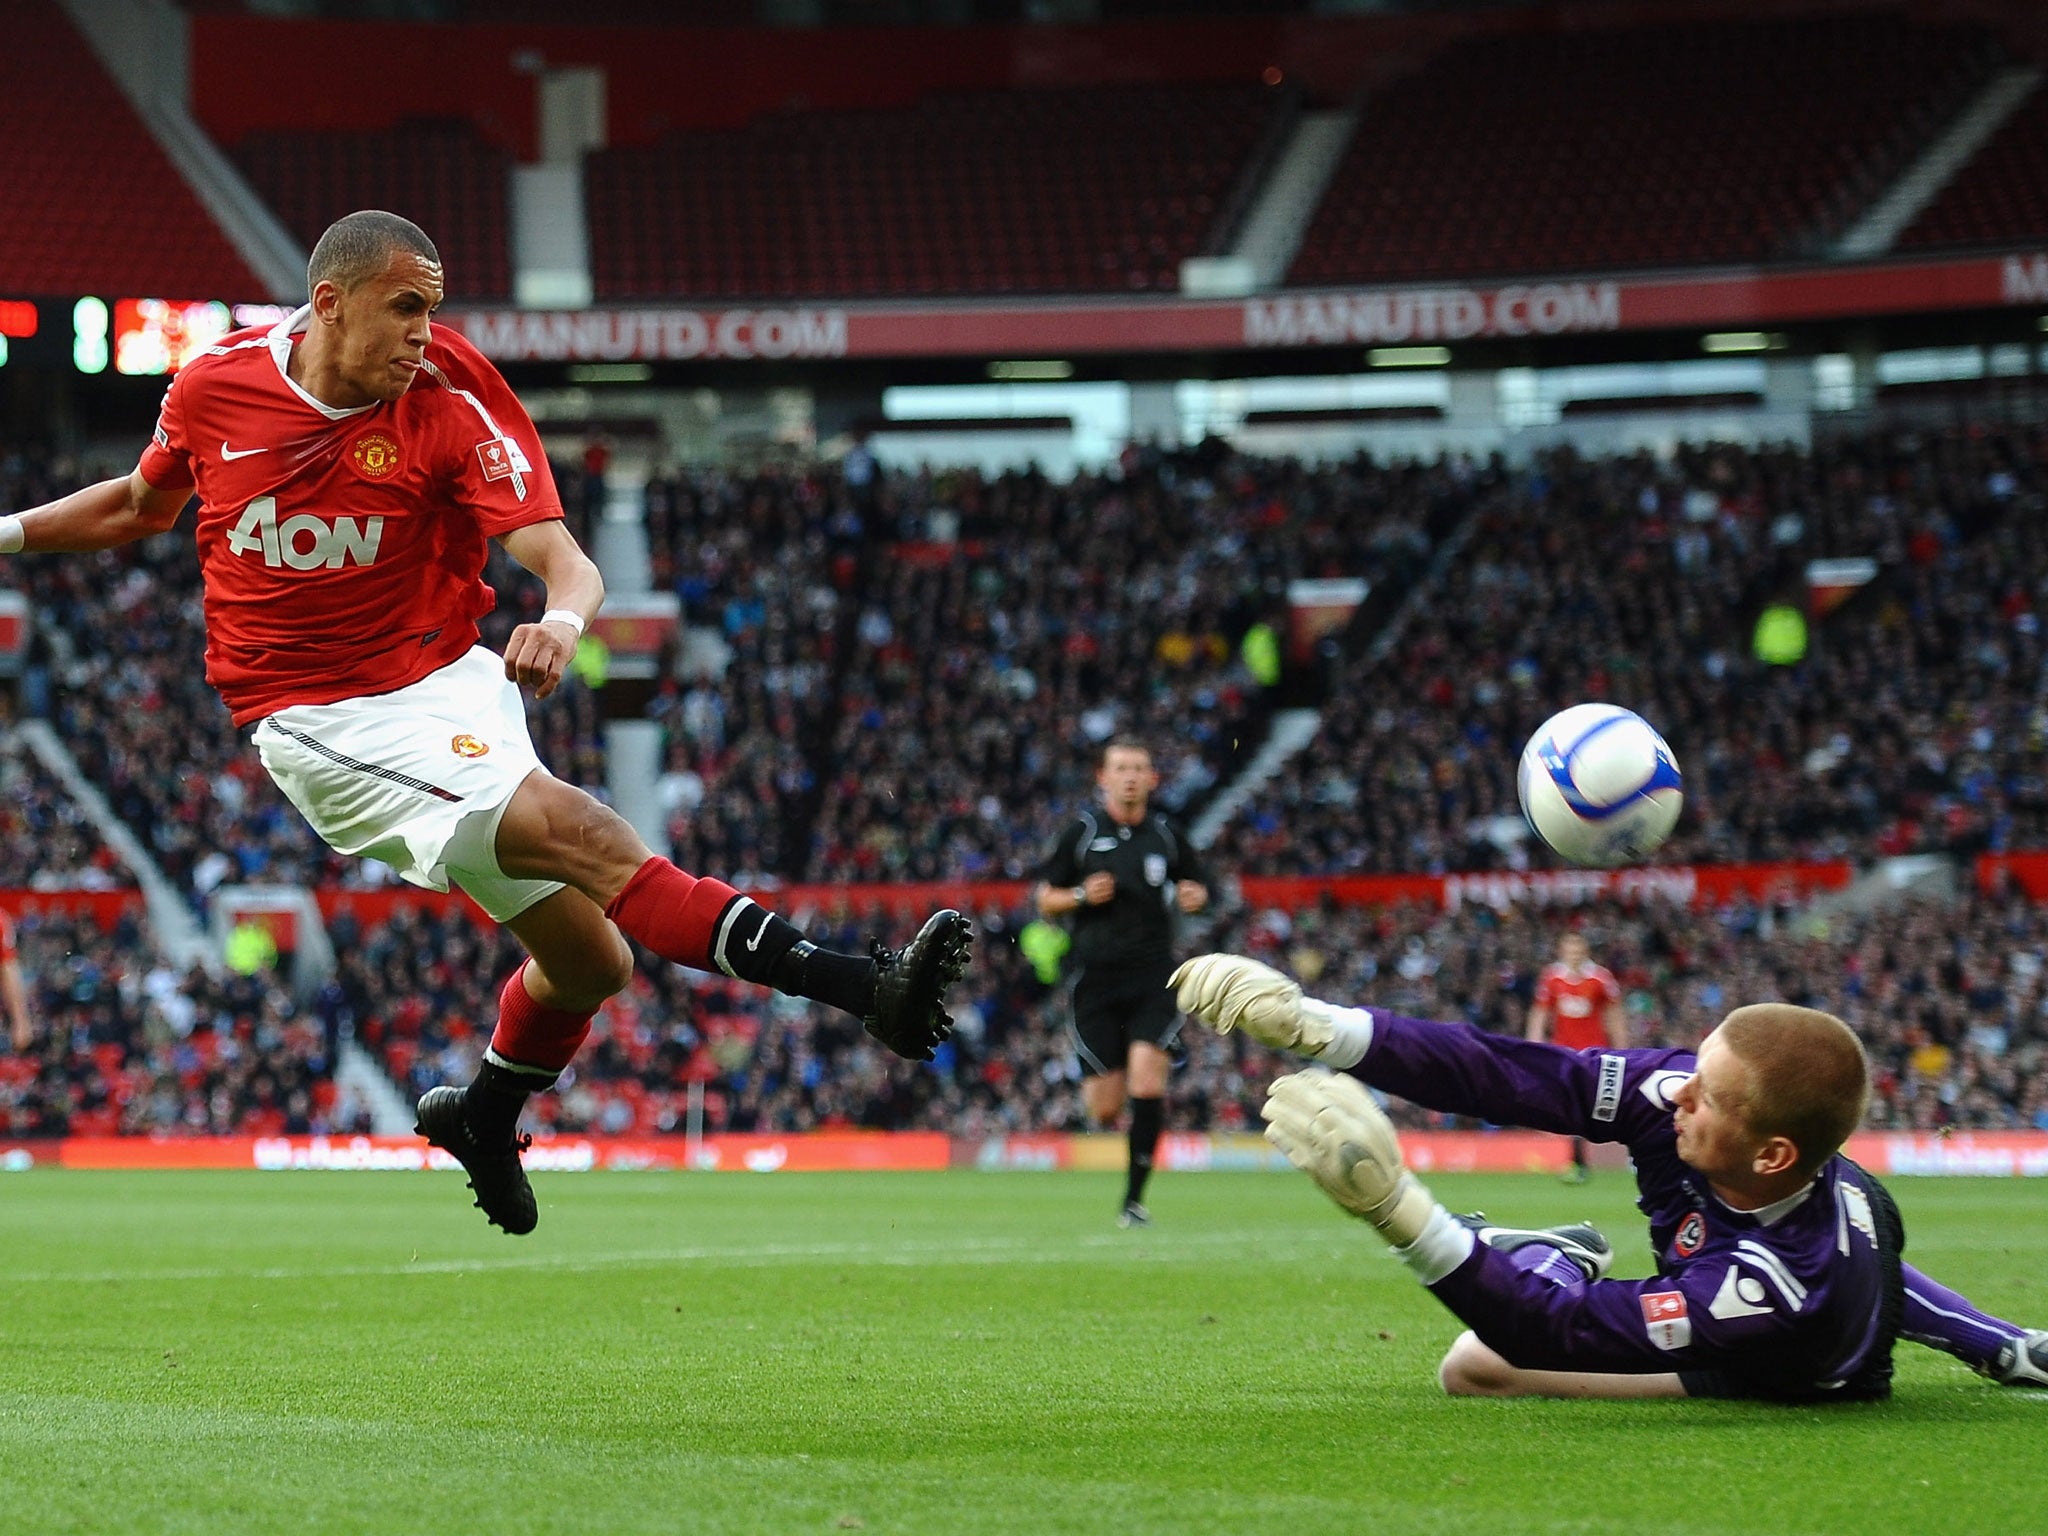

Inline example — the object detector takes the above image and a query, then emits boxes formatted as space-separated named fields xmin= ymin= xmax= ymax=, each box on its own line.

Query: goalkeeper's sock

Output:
xmin=1126 ymin=1096 xmax=1164 ymax=1206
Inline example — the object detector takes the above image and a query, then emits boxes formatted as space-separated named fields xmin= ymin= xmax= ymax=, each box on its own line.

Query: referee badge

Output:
xmin=1144 ymin=853 xmax=1167 ymax=886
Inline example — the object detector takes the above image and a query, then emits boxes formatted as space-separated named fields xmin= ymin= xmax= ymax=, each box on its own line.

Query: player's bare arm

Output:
xmin=495 ymin=519 xmax=604 ymax=701
xmin=0 ymin=468 xmax=190 ymax=555
xmin=1035 ymin=870 xmax=1114 ymax=916
xmin=2 ymin=957 xmax=29 ymax=1053
xmin=1604 ymin=999 xmax=1628 ymax=1049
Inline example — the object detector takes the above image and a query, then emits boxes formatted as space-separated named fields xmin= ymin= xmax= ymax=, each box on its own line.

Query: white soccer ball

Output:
xmin=1517 ymin=704 xmax=1683 ymax=868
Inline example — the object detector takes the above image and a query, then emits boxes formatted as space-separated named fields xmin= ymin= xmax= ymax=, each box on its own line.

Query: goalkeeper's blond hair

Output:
xmin=1716 ymin=1004 xmax=1869 ymax=1178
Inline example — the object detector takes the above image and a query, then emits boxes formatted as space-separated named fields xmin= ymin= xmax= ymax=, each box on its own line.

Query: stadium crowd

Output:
xmin=1217 ymin=427 xmax=2048 ymax=875
xmin=5 ymin=427 xmax=2048 ymax=1142
xmin=16 ymin=427 xmax=2048 ymax=899
xmin=321 ymin=881 xmax=2048 ymax=1141
xmin=0 ymin=907 xmax=367 ymax=1138
xmin=801 ymin=448 xmax=1442 ymax=883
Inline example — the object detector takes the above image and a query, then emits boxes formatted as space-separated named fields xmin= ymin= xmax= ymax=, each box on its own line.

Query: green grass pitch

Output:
xmin=2 ymin=1169 xmax=2043 ymax=1535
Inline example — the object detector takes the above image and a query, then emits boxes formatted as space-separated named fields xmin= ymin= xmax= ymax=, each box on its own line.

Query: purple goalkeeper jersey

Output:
xmin=1357 ymin=1013 xmax=1901 ymax=1399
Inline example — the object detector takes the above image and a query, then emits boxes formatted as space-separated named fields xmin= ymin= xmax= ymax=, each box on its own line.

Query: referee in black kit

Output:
xmin=1036 ymin=737 xmax=1210 ymax=1227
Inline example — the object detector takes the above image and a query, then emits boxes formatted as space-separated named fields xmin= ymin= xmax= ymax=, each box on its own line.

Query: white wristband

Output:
xmin=540 ymin=608 xmax=585 ymax=638
xmin=1393 ymin=1203 xmax=1476 ymax=1286
xmin=1302 ymin=998 xmax=1375 ymax=1069
xmin=0 ymin=515 xmax=23 ymax=555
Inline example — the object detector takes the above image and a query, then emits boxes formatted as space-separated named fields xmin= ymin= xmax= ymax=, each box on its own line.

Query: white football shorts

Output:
xmin=252 ymin=646 xmax=565 ymax=921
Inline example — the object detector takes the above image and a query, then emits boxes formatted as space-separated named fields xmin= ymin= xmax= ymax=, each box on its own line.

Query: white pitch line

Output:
xmin=11 ymin=1228 xmax=1371 ymax=1286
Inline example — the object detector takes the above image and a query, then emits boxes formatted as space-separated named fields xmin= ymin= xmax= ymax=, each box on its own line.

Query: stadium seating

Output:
xmin=586 ymin=83 xmax=1287 ymax=299
xmin=1898 ymin=80 xmax=2048 ymax=251
xmin=0 ymin=0 xmax=259 ymax=295
xmin=1290 ymin=13 xmax=2000 ymax=285
xmin=231 ymin=119 xmax=514 ymax=299
xmin=21 ymin=429 xmax=2048 ymax=902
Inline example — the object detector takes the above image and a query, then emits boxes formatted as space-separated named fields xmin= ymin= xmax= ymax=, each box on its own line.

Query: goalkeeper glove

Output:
xmin=1170 ymin=954 xmax=1372 ymax=1065
xmin=1262 ymin=1070 xmax=1439 ymax=1248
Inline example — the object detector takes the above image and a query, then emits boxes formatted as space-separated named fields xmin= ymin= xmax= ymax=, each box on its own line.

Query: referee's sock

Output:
xmin=1127 ymin=1096 xmax=1165 ymax=1207
xmin=604 ymin=856 xmax=876 ymax=1018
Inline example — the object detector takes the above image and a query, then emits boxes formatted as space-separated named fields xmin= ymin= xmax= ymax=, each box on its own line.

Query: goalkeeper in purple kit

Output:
xmin=1172 ymin=955 xmax=2048 ymax=1400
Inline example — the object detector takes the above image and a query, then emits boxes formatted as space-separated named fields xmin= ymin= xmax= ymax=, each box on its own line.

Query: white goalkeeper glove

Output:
xmin=1262 ymin=1069 xmax=1442 ymax=1248
xmin=1169 ymin=954 xmax=1372 ymax=1066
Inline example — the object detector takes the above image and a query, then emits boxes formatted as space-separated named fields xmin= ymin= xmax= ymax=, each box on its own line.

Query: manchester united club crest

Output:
xmin=1674 ymin=1211 xmax=1707 ymax=1258
xmin=450 ymin=734 xmax=490 ymax=758
xmin=350 ymin=432 xmax=401 ymax=479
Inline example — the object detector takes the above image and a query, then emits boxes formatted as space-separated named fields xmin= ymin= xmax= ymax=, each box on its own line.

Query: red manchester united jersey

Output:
xmin=1534 ymin=961 xmax=1622 ymax=1050
xmin=136 ymin=309 xmax=563 ymax=725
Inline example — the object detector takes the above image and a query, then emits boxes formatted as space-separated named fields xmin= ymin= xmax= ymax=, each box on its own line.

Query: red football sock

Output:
xmin=485 ymin=964 xmax=597 ymax=1077
xmin=603 ymin=856 xmax=740 ymax=974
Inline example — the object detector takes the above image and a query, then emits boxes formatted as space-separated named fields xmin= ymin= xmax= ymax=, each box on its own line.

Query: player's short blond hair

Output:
xmin=1716 ymin=1004 xmax=1869 ymax=1177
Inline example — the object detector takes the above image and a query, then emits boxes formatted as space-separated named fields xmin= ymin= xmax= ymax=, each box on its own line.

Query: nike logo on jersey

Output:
xmin=744 ymin=910 xmax=774 ymax=952
xmin=1089 ymin=837 xmax=1120 ymax=852
xmin=221 ymin=442 xmax=268 ymax=460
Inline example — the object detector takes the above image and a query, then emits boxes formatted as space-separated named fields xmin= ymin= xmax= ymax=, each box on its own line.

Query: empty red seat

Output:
xmin=1288 ymin=13 xmax=2000 ymax=286
xmin=1899 ymin=82 xmax=2048 ymax=251
xmin=0 ymin=0 xmax=260 ymax=295
xmin=231 ymin=119 xmax=513 ymax=299
xmin=586 ymin=82 xmax=1287 ymax=301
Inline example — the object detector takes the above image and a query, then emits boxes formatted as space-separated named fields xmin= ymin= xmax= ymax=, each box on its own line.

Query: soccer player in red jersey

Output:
xmin=0 ymin=910 xmax=31 ymax=1053
xmin=1527 ymin=930 xmax=1625 ymax=1182
xmin=0 ymin=212 xmax=970 ymax=1233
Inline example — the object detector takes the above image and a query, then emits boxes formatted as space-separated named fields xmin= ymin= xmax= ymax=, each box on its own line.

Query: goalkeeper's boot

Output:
xmin=1993 ymin=1330 xmax=2048 ymax=1387
xmin=864 ymin=910 xmax=974 ymax=1061
xmin=1455 ymin=1212 xmax=1612 ymax=1282
xmin=415 ymin=1085 xmax=538 ymax=1236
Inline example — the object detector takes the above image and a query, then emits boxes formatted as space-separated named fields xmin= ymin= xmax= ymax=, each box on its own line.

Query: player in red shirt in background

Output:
xmin=1526 ymin=930 xmax=1626 ymax=1182
xmin=0 ymin=211 xmax=970 ymax=1233
xmin=0 ymin=911 xmax=32 ymax=1053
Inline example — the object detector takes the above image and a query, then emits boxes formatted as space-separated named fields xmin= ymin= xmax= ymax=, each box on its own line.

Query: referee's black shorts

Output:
xmin=1068 ymin=957 xmax=1181 ymax=1077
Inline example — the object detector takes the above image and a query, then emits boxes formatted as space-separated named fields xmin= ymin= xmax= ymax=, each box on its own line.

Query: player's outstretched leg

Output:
xmin=495 ymin=775 xmax=973 ymax=1062
xmin=1902 ymin=1262 xmax=2048 ymax=1386
xmin=1453 ymin=1212 xmax=1613 ymax=1284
